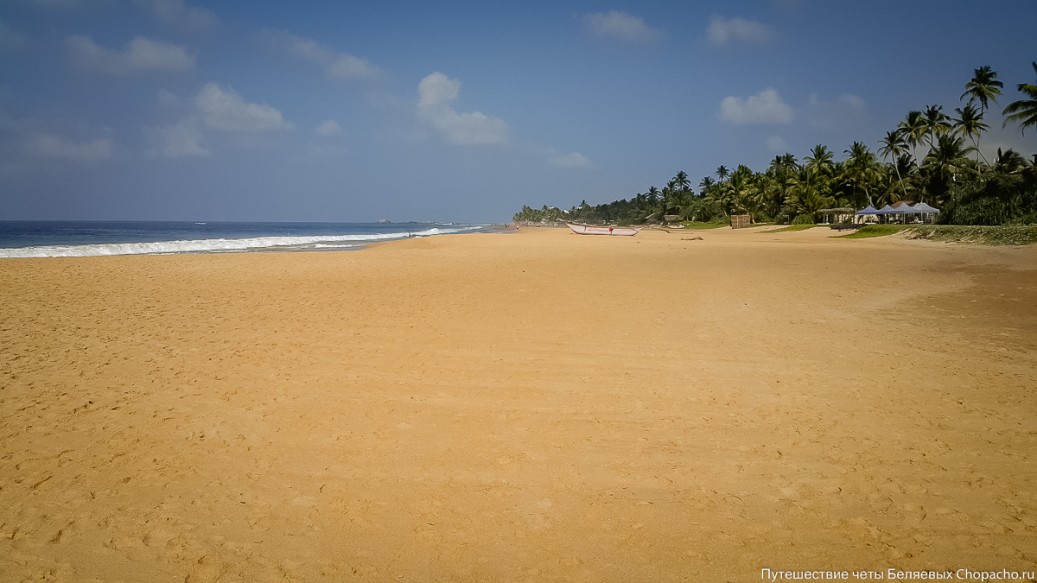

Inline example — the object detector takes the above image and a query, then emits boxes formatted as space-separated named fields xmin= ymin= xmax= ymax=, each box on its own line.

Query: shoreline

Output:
xmin=2 ymin=227 xmax=1035 ymax=581
xmin=0 ymin=221 xmax=499 ymax=259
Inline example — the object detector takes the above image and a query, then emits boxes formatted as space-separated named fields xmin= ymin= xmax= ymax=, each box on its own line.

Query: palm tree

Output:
xmin=727 ymin=165 xmax=760 ymax=217
xmin=715 ymin=165 xmax=730 ymax=183
xmin=797 ymin=145 xmax=835 ymax=214
xmin=776 ymin=153 xmax=798 ymax=172
xmin=922 ymin=134 xmax=975 ymax=205
xmin=1003 ymin=62 xmax=1037 ymax=135
xmin=961 ymin=65 xmax=1003 ymax=114
xmin=952 ymin=103 xmax=990 ymax=164
xmin=706 ymin=181 xmax=735 ymax=216
xmin=766 ymin=153 xmax=798 ymax=217
xmin=895 ymin=154 xmax=917 ymax=199
xmin=804 ymin=144 xmax=834 ymax=177
xmin=992 ymin=148 xmax=1027 ymax=175
xmin=922 ymin=104 xmax=952 ymax=149
xmin=878 ymin=130 xmax=910 ymax=199
xmin=787 ymin=167 xmax=836 ymax=219
xmin=698 ymin=176 xmax=715 ymax=195
xmin=646 ymin=186 xmax=660 ymax=207
xmin=662 ymin=175 xmax=692 ymax=216
xmin=842 ymin=141 xmax=880 ymax=207
xmin=898 ymin=111 xmax=928 ymax=154
xmin=672 ymin=170 xmax=691 ymax=192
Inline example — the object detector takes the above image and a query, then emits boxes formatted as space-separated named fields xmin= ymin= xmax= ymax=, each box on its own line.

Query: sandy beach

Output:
xmin=1 ymin=226 xmax=1035 ymax=582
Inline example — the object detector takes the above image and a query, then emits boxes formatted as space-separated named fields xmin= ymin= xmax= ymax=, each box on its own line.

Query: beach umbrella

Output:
xmin=888 ymin=203 xmax=921 ymax=225
xmin=855 ymin=205 xmax=879 ymax=225
xmin=875 ymin=205 xmax=895 ymax=223
xmin=891 ymin=204 xmax=920 ymax=214
xmin=912 ymin=201 xmax=940 ymax=224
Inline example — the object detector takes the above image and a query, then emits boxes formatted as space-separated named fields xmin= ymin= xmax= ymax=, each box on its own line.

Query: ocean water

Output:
xmin=0 ymin=221 xmax=491 ymax=258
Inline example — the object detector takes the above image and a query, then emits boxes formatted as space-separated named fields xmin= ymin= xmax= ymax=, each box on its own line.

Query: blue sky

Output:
xmin=2 ymin=0 xmax=1035 ymax=223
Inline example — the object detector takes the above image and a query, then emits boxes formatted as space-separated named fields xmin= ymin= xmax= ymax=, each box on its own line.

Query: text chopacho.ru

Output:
xmin=760 ymin=568 xmax=1036 ymax=581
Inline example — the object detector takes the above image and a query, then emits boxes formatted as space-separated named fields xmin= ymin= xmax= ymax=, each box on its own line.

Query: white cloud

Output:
xmin=194 ymin=82 xmax=293 ymax=133
xmin=24 ymin=132 xmax=112 ymax=162
xmin=315 ymin=119 xmax=342 ymax=137
xmin=548 ymin=151 xmax=593 ymax=169
xmin=719 ymin=88 xmax=793 ymax=125
xmin=264 ymin=30 xmax=380 ymax=80
xmin=417 ymin=72 xmax=507 ymax=145
xmin=140 ymin=83 xmax=291 ymax=159
xmin=585 ymin=11 xmax=662 ymax=43
xmin=805 ymin=93 xmax=867 ymax=130
xmin=138 ymin=0 xmax=218 ymax=31
xmin=766 ymin=135 xmax=789 ymax=152
xmin=328 ymin=54 xmax=378 ymax=80
xmin=707 ymin=15 xmax=775 ymax=46
xmin=67 ymin=35 xmax=195 ymax=75
xmin=145 ymin=122 xmax=210 ymax=158
xmin=157 ymin=88 xmax=182 ymax=107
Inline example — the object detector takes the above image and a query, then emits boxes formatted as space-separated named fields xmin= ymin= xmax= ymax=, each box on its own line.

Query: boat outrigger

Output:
xmin=566 ymin=223 xmax=640 ymax=237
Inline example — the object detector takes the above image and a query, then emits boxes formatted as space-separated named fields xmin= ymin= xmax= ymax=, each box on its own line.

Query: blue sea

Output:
xmin=0 ymin=221 xmax=493 ymax=258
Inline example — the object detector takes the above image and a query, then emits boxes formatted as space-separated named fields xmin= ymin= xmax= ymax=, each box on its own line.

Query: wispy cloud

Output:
xmin=719 ymin=88 xmax=793 ymax=125
xmin=263 ymin=30 xmax=380 ymax=80
xmin=805 ymin=94 xmax=867 ymax=130
xmin=194 ymin=82 xmax=293 ymax=133
xmin=137 ymin=0 xmax=218 ymax=31
xmin=584 ymin=11 xmax=662 ymax=44
xmin=766 ymin=135 xmax=790 ymax=152
xmin=24 ymin=132 xmax=113 ymax=162
xmin=417 ymin=72 xmax=507 ymax=145
xmin=67 ymin=35 xmax=195 ymax=75
xmin=144 ymin=84 xmax=292 ymax=157
xmin=707 ymin=15 xmax=775 ymax=46
xmin=144 ymin=121 xmax=210 ymax=158
xmin=315 ymin=119 xmax=342 ymax=137
xmin=547 ymin=150 xmax=592 ymax=169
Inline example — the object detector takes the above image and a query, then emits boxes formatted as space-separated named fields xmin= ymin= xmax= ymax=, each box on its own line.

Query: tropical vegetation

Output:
xmin=515 ymin=63 xmax=1037 ymax=227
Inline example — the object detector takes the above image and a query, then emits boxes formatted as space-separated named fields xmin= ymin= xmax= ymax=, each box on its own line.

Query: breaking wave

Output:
xmin=0 ymin=226 xmax=482 ymax=258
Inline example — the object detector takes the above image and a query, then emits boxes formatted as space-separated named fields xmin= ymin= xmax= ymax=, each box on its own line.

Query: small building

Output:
xmin=816 ymin=207 xmax=855 ymax=225
xmin=730 ymin=214 xmax=752 ymax=229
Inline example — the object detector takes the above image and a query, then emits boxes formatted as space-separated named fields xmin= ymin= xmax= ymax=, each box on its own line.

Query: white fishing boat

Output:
xmin=566 ymin=223 xmax=640 ymax=236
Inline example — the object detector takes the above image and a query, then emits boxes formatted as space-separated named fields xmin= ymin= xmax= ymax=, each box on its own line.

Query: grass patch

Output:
xmin=679 ymin=221 xmax=730 ymax=230
xmin=906 ymin=225 xmax=1037 ymax=245
xmin=839 ymin=224 xmax=911 ymax=239
xmin=839 ymin=224 xmax=1037 ymax=245
xmin=766 ymin=224 xmax=817 ymax=233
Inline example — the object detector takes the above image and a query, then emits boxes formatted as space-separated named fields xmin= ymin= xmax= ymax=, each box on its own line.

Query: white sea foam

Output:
xmin=0 ymin=226 xmax=482 ymax=258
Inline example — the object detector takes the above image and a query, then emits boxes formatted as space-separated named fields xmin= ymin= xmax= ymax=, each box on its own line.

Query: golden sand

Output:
xmin=1 ymin=227 xmax=1035 ymax=582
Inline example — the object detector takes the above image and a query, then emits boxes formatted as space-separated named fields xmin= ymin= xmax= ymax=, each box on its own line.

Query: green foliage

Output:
xmin=839 ymin=224 xmax=1037 ymax=244
xmin=1002 ymin=62 xmax=1037 ymax=134
xmin=680 ymin=221 xmax=729 ymax=229
xmin=516 ymin=63 xmax=1037 ymax=227
xmin=768 ymin=224 xmax=816 ymax=232
xmin=840 ymin=225 xmax=912 ymax=239
xmin=907 ymin=225 xmax=1037 ymax=245
xmin=513 ymin=204 xmax=568 ymax=223
xmin=939 ymin=171 xmax=1037 ymax=225
xmin=682 ymin=197 xmax=728 ymax=223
